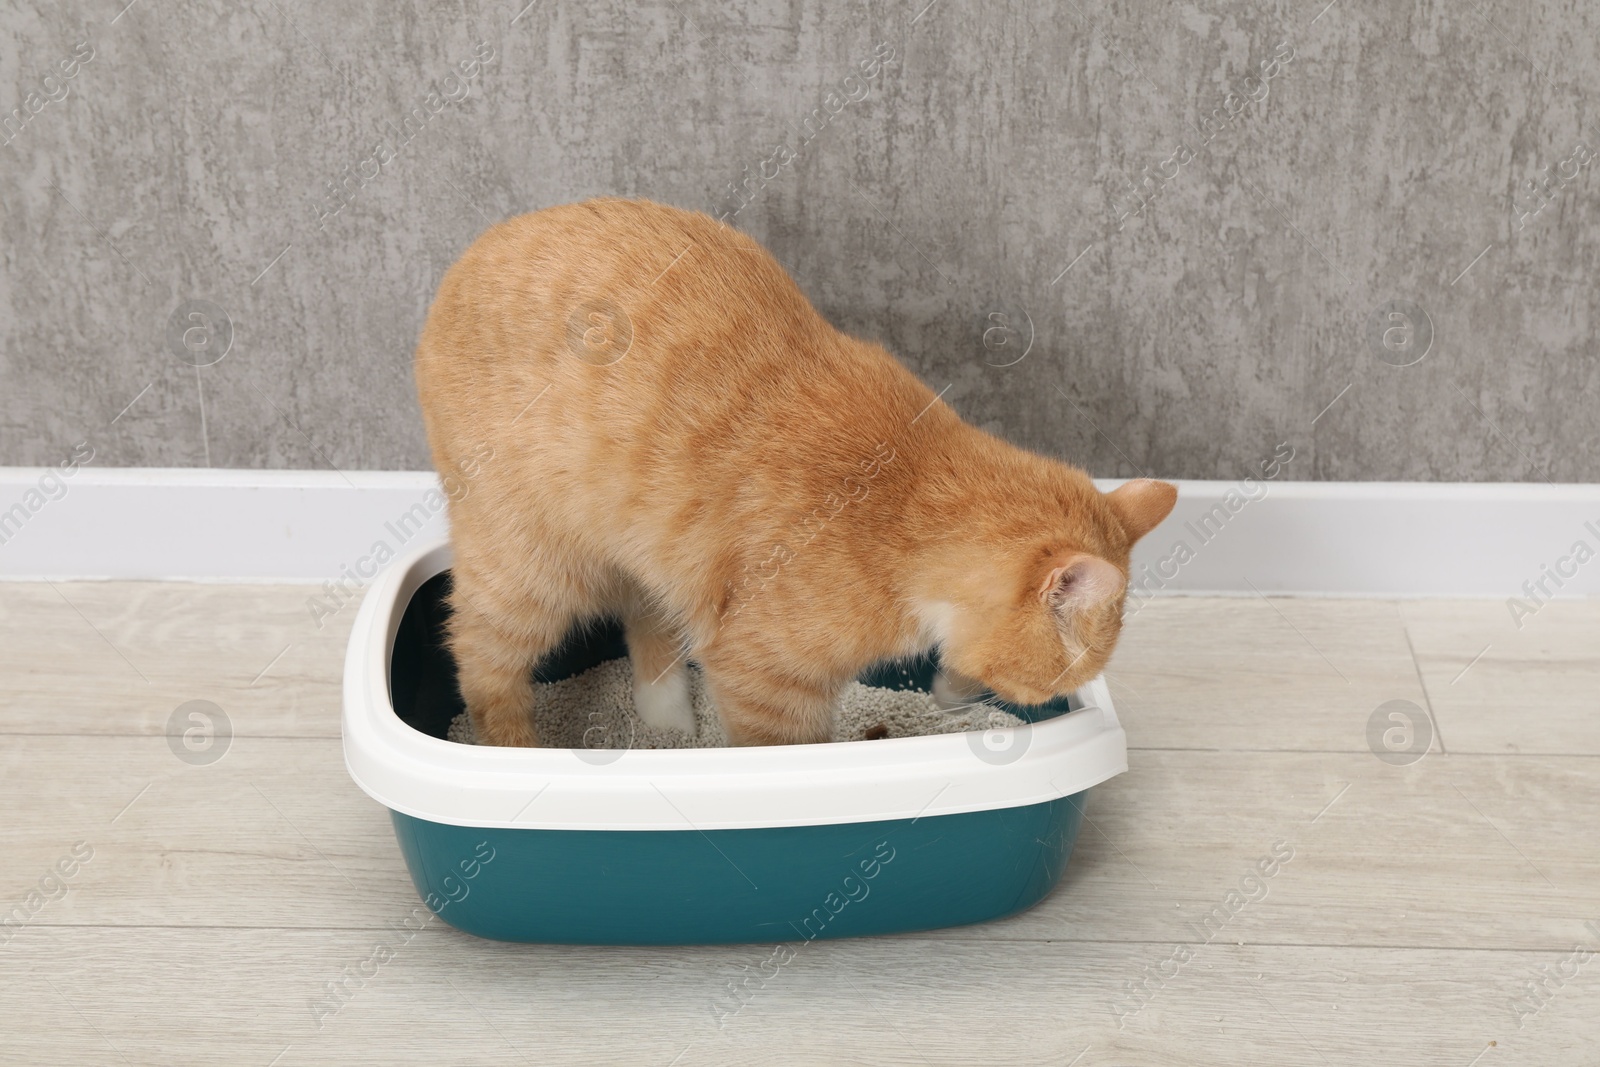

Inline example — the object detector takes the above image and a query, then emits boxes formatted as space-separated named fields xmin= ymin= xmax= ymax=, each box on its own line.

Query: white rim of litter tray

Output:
xmin=342 ymin=534 xmax=1128 ymax=832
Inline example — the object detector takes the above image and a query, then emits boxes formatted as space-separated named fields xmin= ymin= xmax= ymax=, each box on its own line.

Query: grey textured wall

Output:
xmin=1 ymin=0 xmax=1595 ymax=481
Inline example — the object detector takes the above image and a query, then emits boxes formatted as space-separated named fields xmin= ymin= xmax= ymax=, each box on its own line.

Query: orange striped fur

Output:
xmin=415 ymin=198 xmax=1176 ymax=747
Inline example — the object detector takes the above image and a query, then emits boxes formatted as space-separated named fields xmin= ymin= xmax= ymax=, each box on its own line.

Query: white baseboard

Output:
xmin=1 ymin=468 xmax=1597 ymax=600
xmin=0 ymin=469 xmax=449 ymax=585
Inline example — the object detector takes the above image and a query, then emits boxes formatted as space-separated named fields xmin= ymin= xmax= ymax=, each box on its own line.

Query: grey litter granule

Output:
xmin=445 ymin=658 xmax=1026 ymax=748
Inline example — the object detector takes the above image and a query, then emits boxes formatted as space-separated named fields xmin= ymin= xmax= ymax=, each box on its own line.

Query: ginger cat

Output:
xmin=415 ymin=198 xmax=1176 ymax=747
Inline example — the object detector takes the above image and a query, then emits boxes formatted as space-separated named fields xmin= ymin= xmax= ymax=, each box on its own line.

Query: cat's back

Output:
xmin=419 ymin=198 xmax=917 ymax=443
xmin=416 ymin=198 xmax=854 ymax=430
xmin=414 ymin=199 xmax=1000 ymax=631
xmin=424 ymin=197 xmax=822 ymax=352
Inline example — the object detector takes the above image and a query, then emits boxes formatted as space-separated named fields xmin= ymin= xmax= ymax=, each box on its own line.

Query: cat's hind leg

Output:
xmin=618 ymin=585 xmax=696 ymax=735
xmin=697 ymin=655 xmax=839 ymax=746
xmin=446 ymin=565 xmax=575 ymax=748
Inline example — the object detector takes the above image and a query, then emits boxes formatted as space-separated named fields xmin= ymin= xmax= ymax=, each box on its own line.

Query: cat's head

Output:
xmin=931 ymin=477 xmax=1176 ymax=707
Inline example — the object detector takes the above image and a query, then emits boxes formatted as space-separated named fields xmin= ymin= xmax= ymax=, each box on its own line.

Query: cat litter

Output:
xmin=444 ymin=658 xmax=1027 ymax=749
xmin=344 ymin=534 xmax=1128 ymax=944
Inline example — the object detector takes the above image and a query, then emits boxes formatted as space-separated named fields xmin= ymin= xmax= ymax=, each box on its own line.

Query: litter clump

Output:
xmin=446 ymin=658 xmax=1026 ymax=748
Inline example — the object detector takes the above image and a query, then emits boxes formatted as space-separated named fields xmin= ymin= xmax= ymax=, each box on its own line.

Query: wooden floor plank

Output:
xmin=1401 ymin=599 xmax=1600 ymax=756
xmin=2 ymin=736 xmax=1594 ymax=952
xmin=1108 ymin=597 xmax=1437 ymax=753
xmin=3 ymin=581 xmax=1596 ymax=1065
xmin=1 ymin=930 xmax=1592 ymax=1066
xmin=0 ymin=581 xmax=350 ymax=737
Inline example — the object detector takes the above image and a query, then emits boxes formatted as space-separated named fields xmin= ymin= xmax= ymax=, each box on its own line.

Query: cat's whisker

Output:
xmin=938 ymin=699 xmax=1003 ymax=717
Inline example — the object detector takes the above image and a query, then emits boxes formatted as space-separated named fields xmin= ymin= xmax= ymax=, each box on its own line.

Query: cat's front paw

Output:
xmin=633 ymin=671 xmax=696 ymax=735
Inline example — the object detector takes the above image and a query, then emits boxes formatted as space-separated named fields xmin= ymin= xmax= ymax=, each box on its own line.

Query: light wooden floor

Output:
xmin=1 ymin=583 xmax=1596 ymax=1066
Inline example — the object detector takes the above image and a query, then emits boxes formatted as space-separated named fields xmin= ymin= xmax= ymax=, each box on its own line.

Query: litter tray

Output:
xmin=342 ymin=534 xmax=1128 ymax=945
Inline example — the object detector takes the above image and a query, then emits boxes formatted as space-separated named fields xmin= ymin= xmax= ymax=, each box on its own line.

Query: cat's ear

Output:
xmin=1038 ymin=554 xmax=1125 ymax=615
xmin=1105 ymin=478 xmax=1178 ymax=542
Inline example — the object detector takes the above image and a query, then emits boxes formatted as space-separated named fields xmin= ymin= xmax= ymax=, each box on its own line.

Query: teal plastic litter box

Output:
xmin=342 ymin=534 xmax=1128 ymax=945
